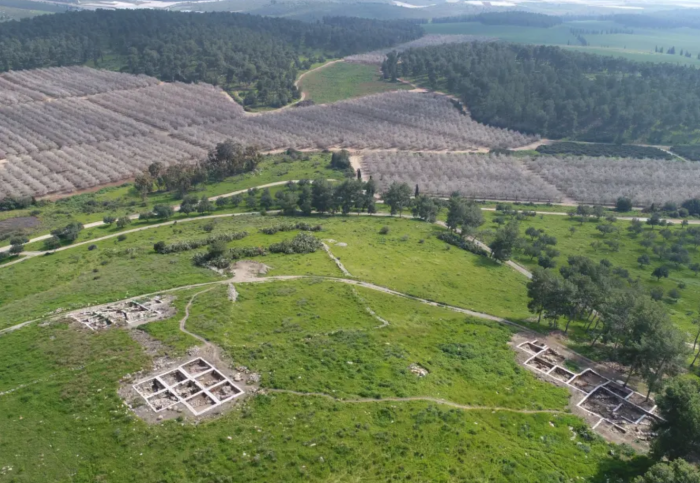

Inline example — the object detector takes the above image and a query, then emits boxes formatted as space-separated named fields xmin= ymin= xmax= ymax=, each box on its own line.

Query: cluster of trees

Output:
xmin=133 ymin=141 xmax=260 ymax=200
xmin=536 ymin=142 xmax=672 ymax=160
xmin=389 ymin=42 xmax=700 ymax=143
xmin=43 ymin=221 xmax=83 ymax=249
xmin=432 ymin=11 xmax=562 ymax=28
xmin=0 ymin=235 xmax=26 ymax=261
xmin=654 ymin=46 xmax=696 ymax=58
xmin=528 ymin=257 xmax=689 ymax=398
xmin=191 ymin=231 xmax=322 ymax=268
xmin=0 ymin=10 xmax=422 ymax=108
xmin=153 ymin=231 xmax=248 ymax=255
xmin=0 ymin=195 xmax=33 ymax=212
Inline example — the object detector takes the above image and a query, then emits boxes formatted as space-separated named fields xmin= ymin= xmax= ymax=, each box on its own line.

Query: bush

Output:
xmin=436 ymin=231 xmax=489 ymax=257
xmin=260 ymin=223 xmax=322 ymax=235
xmin=668 ymin=288 xmax=681 ymax=301
xmin=616 ymin=197 xmax=633 ymax=213
xmin=650 ymin=287 xmax=664 ymax=301
xmin=43 ymin=235 xmax=61 ymax=250
xmin=379 ymin=226 xmax=390 ymax=235
xmin=88 ymin=244 xmax=97 ymax=251
xmin=117 ymin=234 xmax=127 ymax=242
xmin=154 ymin=231 xmax=248 ymax=254
xmin=51 ymin=222 xmax=84 ymax=242
xmin=269 ymin=233 xmax=323 ymax=254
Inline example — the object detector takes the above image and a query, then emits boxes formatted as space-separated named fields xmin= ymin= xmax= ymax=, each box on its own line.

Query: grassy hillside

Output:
xmin=424 ymin=20 xmax=700 ymax=66
xmin=298 ymin=62 xmax=411 ymax=104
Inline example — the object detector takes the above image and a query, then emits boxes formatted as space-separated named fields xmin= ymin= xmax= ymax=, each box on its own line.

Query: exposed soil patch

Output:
xmin=0 ymin=216 xmax=39 ymax=236
xmin=570 ymin=370 xmax=608 ymax=394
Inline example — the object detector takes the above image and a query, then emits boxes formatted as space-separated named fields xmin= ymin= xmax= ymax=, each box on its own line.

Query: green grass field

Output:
xmin=0 ymin=277 xmax=648 ymax=481
xmin=298 ymin=61 xmax=411 ymax=104
xmin=423 ymin=20 xmax=700 ymax=66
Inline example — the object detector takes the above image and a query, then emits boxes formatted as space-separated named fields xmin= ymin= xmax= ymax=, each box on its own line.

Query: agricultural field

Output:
xmin=360 ymin=152 xmax=700 ymax=205
xmin=296 ymin=62 xmax=411 ymax=104
xmin=423 ymin=20 xmax=700 ymax=66
xmin=0 ymin=66 xmax=536 ymax=199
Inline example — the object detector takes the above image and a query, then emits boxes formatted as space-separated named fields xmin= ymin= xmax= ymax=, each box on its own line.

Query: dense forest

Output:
xmin=432 ymin=11 xmax=562 ymax=27
xmin=0 ymin=10 xmax=422 ymax=108
xmin=385 ymin=42 xmax=700 ymax=143
xmin=671 ymin=145 xmax=700 ymax=161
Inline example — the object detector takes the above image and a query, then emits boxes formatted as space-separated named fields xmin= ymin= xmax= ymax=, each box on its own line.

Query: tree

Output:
xmin=215 ymin=197 xmax=228 ymax=209
xmin=616 ymin=196 xmax=633 ymax=213
xmin=43 ymin=235 xmax=61 ymax=250
xmin=278 ymin=191 xmax=298 ymax=216
xmin=383 ymin=182 xmax=412 ymax=217
xmin=312 ymin=179 xmax=334 ymax=214
xmin=412 ymin=195 xmax=439 ymax=222
xmin=204 ymin=141 xmax=260 ymax=181
xmin=197 ymin=196 xmax=213 ymax=214
xmin=652 ymin=266 xmax=669 ymax=281
xmin=638 ymin=254 xmax=651 ymax=267
xmin=103 ymin=215 xmax=116 ymax=225
xmin=9 ymin=243 xmax=23 ymax=255
xmin=527 ymin=268 xmax=558 ymax=324
xmin=133 ymin=173 xmax=153 ymax=201
xmin=51 ymin=222 xmax=84 ymax=242
xmin=179 ymin=201 xmax=194 ymax=216
xmin=633 ymin=459 xmax=700 ymax=483
xmin=152 ymin=204 xmax=174 ymax=219
xmin=333 ymin=180 xmax=364 ymax=215
xmin=637 ymin=320 xmax=689 ymax=400
xmin=297 ymin=185 xmax=313 ymax=216
xmin=330 ymin=150 xmax=351 ymax=170
xmin=260 ymin=188 xmax=273 ymax=211
xmin=446 ymin=195 xmax=466 ymax=231
xmin=116 ymin=217 xmax=132 ymax=229
xmin=489 ymin=220 xmax=520 ymax=262
xmin=462 ymin=202 xmax=484 ymax=233
xmin=647 ymin=212 xmax=662 ymax=230
xmin=652 ymin=377 xmax=700 ymax=460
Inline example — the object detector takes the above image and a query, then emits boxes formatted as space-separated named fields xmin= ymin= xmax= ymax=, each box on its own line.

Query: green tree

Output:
xmin=260 ymin=188 xmax=273 ymax=211
xmin=652 ymin=266 xmax=670 ymax=281
xmin=412 ymin=195 xmax=439 ymax=222
xmin=312 ymin=179 xmax=334 ymax=214
xmin=489 ymin=220 xmax=520 ymax=262
xmin=446 ymin=195 xmax=466 ymax=231
xmin=116 ymin=217 xmax=132 ymax=229
xmin=616 ymin=196 xmax=633 ymax=213
xmin=103 ymin=215 xmax=116 ymax=225
xmin=633 ymin=459 xmax=700 ymax=483
xmin=527 ymin=268 xmax=558 ymax=323
xmin=383 ymin=182 xmax=412 ymax=217
xmin=652 ymin=377 xmax=700 ymax=460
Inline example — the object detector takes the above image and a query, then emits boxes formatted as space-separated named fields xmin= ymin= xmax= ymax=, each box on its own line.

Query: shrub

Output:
xmin=155 ymin=231 xmax=248 ymax=254
xmin=43 ymin=235 xmax=61 ymax=250
xmin=259 ymin=223 xmax=322 ymax=235
xmin=268 ymin=233 xmax=323 ymax=254
xmin=117 ymin=234 xmax=127 ymax=242
xmin=88 ymin=244 xmax=97 ymax=251
xmin=436 ymin=231 xmax=489 ymax=257
xmin=379 ymin=226 xmax=390 ymax=235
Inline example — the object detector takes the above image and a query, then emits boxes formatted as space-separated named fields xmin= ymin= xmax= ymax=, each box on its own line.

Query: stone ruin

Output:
xmin=69 ymin=296 xmax=174 ymax=330
xmin=133 ymin=357 xmax=244 ymax=416
xmin=517 ymin=339 xmax=659 ymax=441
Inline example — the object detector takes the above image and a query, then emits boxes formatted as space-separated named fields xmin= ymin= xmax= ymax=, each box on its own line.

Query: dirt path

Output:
xmin=178 ymin=288 xmax=216 ymax=346
xmin=264 ymin=389 xmax=565 ymax=414
xmin=322 ymin=242 xmax=352 ymax=276
xmin=276 ymin=59 xmax=344 ymax=110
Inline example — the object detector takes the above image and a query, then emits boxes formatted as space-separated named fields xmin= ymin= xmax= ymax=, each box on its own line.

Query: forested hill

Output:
xmin=386 ymin=42 xmax=700 ymax=144
xmin=0 ymin=11 xmax=422 ymax=108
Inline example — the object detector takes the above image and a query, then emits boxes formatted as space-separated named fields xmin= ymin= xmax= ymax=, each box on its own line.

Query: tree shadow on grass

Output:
xmin=590 ymin=453 xmax=652 ymax=483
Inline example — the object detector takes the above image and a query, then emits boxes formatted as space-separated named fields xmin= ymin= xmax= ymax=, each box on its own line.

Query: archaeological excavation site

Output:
xmin=516 ymin=338 xmax=660 ymax=446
